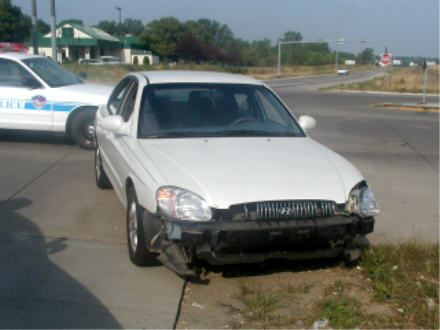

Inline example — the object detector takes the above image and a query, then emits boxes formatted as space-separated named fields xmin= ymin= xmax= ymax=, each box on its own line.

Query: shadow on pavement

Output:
xmin=193 ymin=256 xmax=345 ymax=284
xmin=0 ymin=129 xmax=74 ymax=147
xmin=0 ymin=198 xmax=121 ymax=328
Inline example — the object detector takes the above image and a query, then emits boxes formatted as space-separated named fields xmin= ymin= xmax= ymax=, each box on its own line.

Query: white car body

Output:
xmin=337 ymin=67 xmax=350 ymax=75
xmin=0 ymin=52 xmax=112 ymax=148
xmin=95 ymin=70 xmax=378 ymax=275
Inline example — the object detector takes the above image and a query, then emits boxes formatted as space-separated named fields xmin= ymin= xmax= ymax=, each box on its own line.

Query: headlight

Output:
xmin=347 ymin=186 xmax=380 ymax=218
xmin=156 ymin=186 xmax=212 ymax=221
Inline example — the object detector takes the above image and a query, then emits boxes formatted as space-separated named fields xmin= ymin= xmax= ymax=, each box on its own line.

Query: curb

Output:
xmin=321 ymin=89 xmax=439 ymax=97
xmin=372 ymin=102 xmax=439 ymax=112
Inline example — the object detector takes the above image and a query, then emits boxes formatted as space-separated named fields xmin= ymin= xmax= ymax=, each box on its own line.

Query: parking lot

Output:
xmin=0 ymin=72 xmax=438 ymax=327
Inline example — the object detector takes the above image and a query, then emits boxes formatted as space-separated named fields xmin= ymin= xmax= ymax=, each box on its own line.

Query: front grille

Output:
xmin=252 ymin=200 xmax=335 ymax=220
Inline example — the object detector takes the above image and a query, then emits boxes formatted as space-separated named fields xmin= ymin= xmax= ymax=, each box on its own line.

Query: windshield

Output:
xmin=22 ymin=57 xmax=82 ymax=87
xmin=138 ymin=84 xmax=305 ymax=138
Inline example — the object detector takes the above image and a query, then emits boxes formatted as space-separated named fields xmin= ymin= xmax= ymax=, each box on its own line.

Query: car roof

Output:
xmin=136 ymin=70 xmax=263 ymax=85
xmin=0 ymin=52 xmax=42 ymax=61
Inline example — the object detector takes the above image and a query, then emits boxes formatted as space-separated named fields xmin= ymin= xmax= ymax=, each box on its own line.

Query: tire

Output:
xmin=94 ymin=146 xmax=112 ymax=189
xmin=71 ymin=109 xmax=96 ymax=150
xmin=126 ymin=188 xmax=155 ymax=266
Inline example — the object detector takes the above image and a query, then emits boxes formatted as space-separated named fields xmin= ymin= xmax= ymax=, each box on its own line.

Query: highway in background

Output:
xmin=0 ymin=70 xmax=438 ymax=327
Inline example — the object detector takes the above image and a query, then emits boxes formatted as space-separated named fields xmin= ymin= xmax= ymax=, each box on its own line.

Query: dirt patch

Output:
xmin=177 ymin=258 xmax=398 ymax=329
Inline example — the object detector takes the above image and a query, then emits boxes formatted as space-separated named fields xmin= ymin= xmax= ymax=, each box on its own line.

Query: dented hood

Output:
xmin=138 ymin=137 xmax=364 ymax=208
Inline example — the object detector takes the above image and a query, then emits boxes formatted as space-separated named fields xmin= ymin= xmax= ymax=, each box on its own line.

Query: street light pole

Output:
xmin=116 ymin=7 xmax=122 ymax=30
xmin=50 ymin=0 xmax=57 ymax=62
xmin=31 ymin=0 xmax=38 ymax=55
xmin=335 ymin=3 xmax=359 ymax=72
xmin=277 ymin=41 xmax=281 ymax=76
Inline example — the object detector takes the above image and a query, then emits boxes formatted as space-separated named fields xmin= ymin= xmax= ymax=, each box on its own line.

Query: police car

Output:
xmin=0 ymin=42 xmax=112 ymax=149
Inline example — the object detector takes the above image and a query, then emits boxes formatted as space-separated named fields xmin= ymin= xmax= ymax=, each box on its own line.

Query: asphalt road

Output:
xmin=0 ymin=70 xmax=438 ymax=328
xmin=0 ymin=139 xmax=183 ymax=328
xmin=267 ymin=76 xmax=439 ymax=244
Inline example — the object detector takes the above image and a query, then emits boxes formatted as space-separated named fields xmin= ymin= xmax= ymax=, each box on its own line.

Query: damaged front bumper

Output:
xmin=143 ymin=210 xmax=374 ymax=275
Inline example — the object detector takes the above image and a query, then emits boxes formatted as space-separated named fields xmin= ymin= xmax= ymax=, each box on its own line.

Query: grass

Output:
xmin=360 ymin=242 xmax=439 ymax=329
xmin=215 ymin=243 xmax=438 ymax=329
xmin=235 ymin=282 xmax=283 ymax=327
xmin=318 ymin=295 xmax=365 ymax=328
xmin=324 ymin=66 xmax=440 ymax=94
xmin=63 ymin=62 xmax=374 ymax=83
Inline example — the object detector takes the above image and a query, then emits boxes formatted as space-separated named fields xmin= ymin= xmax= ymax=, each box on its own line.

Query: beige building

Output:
xmin=26 ymin=23 xmax=159 ymax=65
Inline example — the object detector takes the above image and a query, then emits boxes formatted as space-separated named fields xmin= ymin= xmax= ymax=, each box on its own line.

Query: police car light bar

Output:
xmin=0 ymin=42 xmax=29 ymax=53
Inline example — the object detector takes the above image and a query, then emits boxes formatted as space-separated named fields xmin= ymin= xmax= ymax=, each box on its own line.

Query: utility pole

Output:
xmin=31 ymin=0 xmax=38 ymax=55
xmin=422 ymin=60 xmax=427 ymax=104
xmin=50 ymin=0 xmax=57 ymax=62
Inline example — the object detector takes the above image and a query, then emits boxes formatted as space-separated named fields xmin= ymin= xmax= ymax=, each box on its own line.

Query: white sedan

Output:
xmin=95 ymin=70 xmax=379 ymax=276
xmin=337 ymin=66 xmax=350 ymax=75
xmin=0 ymin=45 xmax=112 ymax=149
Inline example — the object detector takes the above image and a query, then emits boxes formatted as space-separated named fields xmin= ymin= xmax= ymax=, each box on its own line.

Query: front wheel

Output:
xmin=126 ymin=188 xmax=156 ymax=266
xmin=71 ymin=109 xmax=96 ymax=150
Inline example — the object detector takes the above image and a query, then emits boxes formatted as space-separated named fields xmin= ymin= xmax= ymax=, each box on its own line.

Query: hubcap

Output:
xmin=128 ymin=201 xmax=138 ymax=252
xmin=87 ymin=123 xmax=96 ymax=137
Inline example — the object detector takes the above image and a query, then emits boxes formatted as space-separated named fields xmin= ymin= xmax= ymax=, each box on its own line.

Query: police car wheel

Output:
xmin=71 ymin=110 xmax=96 ymax=150
xmin=95 ymin=146 xmax=112 ymax=189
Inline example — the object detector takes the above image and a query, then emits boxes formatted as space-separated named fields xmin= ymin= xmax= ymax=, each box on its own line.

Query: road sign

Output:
xmin=381 ymin=53 xmax=392 ymax=66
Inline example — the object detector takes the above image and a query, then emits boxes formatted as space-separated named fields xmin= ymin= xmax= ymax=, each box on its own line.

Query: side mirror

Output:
xmin=78 ymin=71 xmax=88 ymax=79
xmin=101 ymin=115 xmax=123 ymax=133
xmin=298 ymin=115 xmax=316 ymax=131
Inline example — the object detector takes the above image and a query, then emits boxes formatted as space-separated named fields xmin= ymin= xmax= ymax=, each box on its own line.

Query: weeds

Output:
xmin=318 ymin=295 xmax=365 ymax=328
xmin=361 ymin=243 xmax=439 ymax=328
xmin=324 ymin=66 xmax=439 ymax=94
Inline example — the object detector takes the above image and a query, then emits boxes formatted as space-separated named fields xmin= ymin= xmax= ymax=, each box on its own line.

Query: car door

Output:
xmin=97 ymin=77 xmax=138 ymax=199
xmin=0 ymin=58 xmax=50 ymax=130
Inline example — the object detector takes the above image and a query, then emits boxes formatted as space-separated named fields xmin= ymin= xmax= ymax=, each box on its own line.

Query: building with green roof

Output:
xmin=26 ymin=23 xmax=159 ymax=65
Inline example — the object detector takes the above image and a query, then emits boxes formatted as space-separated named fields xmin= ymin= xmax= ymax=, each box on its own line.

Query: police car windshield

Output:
xmin=22 ymin=57 xmax=82 ymax=87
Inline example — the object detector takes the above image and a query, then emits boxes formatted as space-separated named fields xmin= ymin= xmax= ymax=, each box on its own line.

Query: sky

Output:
xmin=11 ymin=0 xmax=440 ymax=58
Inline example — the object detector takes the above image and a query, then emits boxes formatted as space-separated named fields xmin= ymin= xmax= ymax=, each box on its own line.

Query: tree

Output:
xmin=122 ymin=18 xmax=144 ymax=36
xmin=95 ymin=20 xmax=118 ymax=35
xmin=140 ymin=17 xmax=184 ymax=60
xmin=58 ymin=18 xmax=84 ymax=27
xmin=37 ymin=19 xmax=50 ymax=34
xmin=133 ymin=56 xmax=138 ymax=65
xmin=282 ymin=31 xmax=303 ymax=42
xmin=0 ymin=0 xmax=31 ymax=42
xmin=96 ymin=19 xmax=144 ymax=36
xmin=357 ymin=48 xmax=374 ymax=64
xmin=175 ymin=31 xmax=204 ymax=62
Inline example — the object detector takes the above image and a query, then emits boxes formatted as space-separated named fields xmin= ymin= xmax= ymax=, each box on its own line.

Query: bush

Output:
xmin=133 ymin=56 xmax=138 ymax=65
xmin=143 ymin=56 xmax=150 ymax=66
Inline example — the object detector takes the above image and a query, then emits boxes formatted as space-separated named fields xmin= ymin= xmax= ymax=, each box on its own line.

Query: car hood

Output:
xmin=55 ymin=83 xmax=113 ymax=105
xmin=138 ymin=137 xmax=364 ymax=209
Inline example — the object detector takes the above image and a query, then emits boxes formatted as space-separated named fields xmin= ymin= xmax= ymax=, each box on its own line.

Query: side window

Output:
xmin=119 ymin=80 xmax=138 ymax=122
xmin=107 ymin=78 xmax=132 ymax=114
xmin=0 ymin=58 xmax=41 ymax=88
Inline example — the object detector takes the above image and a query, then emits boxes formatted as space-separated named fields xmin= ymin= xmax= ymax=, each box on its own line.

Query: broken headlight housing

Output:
xmin=346 ymin=185 xmax=380 ymax=218
xmin=156 ymin=186 xmax=212 ymax=221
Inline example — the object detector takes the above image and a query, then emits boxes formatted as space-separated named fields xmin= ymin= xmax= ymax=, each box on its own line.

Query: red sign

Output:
xmin=381 ymin=53 xmax=392 ymax=65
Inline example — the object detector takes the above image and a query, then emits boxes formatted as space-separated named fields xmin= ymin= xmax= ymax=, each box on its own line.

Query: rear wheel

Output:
xmin=94 ymin=146 xmax=112 ymax=189
xmin=71 ymin=109 xmax=96 ymax=150
xmin=126 ymin=188 xmax=155 ymax=266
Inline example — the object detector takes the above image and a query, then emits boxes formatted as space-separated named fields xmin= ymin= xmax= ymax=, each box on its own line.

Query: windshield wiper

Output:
xmin=212 ymin=129 xmax=299 ymax=137
xmin=143 ymin=131 xmax=209 ymax=138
